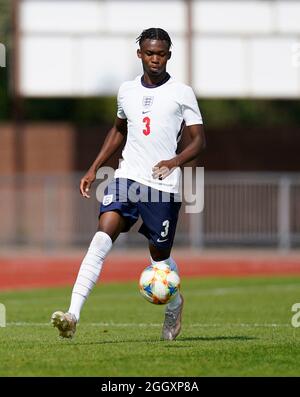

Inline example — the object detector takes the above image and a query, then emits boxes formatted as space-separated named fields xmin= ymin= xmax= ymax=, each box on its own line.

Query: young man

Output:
xmin=51 ymin=28 xmax=205 ymax=340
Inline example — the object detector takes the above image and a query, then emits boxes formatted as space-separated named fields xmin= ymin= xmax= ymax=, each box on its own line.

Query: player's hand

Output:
xmin=80 ymin=169 xmax=96 ymax=198
xmin=152 ymin=158 xmax=179 ymax=180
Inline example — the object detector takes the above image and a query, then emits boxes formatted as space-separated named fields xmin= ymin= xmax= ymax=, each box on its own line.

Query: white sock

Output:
xmin=68 ymin=231 xmax=112 ymax=321
xmin=150 ymin=256 xmax=182 ymax=311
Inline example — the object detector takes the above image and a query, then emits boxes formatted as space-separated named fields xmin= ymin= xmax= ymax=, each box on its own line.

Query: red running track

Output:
xmin=1 ymin=250 xmax=300 ymax=290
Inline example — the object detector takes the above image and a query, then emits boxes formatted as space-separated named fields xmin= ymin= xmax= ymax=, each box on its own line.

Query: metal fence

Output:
xmin=200 ymin=173 xmax=300 ymax=249
xmin=0 ymin=172 xmax=299 ymax=250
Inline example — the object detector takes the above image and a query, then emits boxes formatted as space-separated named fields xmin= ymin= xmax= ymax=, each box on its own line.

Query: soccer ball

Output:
xmin=139 ymin=262 xmax=180 ymax=305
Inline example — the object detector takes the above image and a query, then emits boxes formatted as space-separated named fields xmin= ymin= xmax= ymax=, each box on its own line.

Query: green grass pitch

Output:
xmin=1 ymin=276 xmax=300 ymax=377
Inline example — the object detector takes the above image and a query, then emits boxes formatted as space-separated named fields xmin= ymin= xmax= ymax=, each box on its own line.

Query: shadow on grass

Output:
xmin=71 ymin=339 xmax=161 ymax=346
xmin=178 ymin=335 xmax=257 ymax=342
xmin=70 ymin=335 xmax=257 ymax=346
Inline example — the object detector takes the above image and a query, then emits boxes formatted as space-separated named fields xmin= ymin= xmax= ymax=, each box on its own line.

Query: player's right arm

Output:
xmin=79 ymin=117 xmax=127 ymax=198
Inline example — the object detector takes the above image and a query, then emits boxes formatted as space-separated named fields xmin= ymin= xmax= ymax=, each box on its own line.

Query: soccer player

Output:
xmin=51 ymin=28 xmax=205 ymax=340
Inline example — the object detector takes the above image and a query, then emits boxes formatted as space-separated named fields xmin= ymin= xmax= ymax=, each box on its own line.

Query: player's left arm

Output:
xmin=152 ymin=124 xmax=206 ymax=180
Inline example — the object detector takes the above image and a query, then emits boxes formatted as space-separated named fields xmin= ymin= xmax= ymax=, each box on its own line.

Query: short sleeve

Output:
xmin=182 ymin=86 xmax=203 ymax=126
xmin=117 ymin=85 xmax=127 ymax=119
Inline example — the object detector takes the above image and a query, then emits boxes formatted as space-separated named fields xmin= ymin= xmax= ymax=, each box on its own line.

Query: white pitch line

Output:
xmin=191 ymin=323 xmax=291 ymax=328
xmin=6 ymin=322 xmax=291 ymax=328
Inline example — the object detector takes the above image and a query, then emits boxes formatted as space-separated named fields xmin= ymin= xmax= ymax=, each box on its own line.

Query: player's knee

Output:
xmin=97 ymin=211 xmax=126 ymax=241
xmin=149 ymin=243 xmax=171 ymax=261
xmin=97 ymin=225 xmax=116 ymax=241
xmin=90 ymin=231 xmax=112 ymax=248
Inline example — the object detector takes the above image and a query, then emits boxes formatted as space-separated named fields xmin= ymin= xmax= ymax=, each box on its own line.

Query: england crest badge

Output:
xmin=142 ymin=96 xmax=154 ymax=108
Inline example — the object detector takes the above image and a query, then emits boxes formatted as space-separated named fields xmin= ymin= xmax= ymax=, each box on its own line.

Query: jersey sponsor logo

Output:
xmin=102 ymin=194 xmax=113 ymax=206
xmin=142 ymin=96 xmax=154 ymax=108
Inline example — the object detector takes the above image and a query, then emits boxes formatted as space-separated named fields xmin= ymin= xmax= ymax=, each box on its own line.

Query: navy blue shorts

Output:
xmin=99 ymin=178 xmax=182 ymax=250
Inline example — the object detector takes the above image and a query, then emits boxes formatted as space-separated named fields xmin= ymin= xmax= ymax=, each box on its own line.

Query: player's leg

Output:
xmin=138 ymin=188 xmax=183 ymax=340
xmin=51 ymin=211 xmax=127 ymax=338
xmin=67 ymin=211 xmax=128 ymax=320
xmin=148 ymin=243 xmax=171 ymax=262
xmin=51 ymin=178 xmax=139 ymax=338
xmin=149 ymin=243 xmax=184 ymax=341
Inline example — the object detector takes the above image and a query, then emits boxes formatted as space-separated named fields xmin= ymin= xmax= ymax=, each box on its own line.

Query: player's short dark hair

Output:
xmin=136 ymin=28 xmax=172 ymax=49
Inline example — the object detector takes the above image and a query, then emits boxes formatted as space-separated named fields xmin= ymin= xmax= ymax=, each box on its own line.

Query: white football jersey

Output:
xmin=115 ymin=75 xmax=203 ymax=193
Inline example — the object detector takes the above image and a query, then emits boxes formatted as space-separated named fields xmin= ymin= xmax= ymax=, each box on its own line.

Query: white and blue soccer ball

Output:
xmin=139 ymin=262 xmax=180 ymax=305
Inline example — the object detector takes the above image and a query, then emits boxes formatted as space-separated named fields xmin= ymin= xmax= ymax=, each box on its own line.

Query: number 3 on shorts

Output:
xmin=160 ymin=220 xmax=170 ymax=238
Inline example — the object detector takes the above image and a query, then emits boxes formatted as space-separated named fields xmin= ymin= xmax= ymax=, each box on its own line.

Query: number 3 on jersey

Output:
xmin=143 ymin=116 xmax=151 ymax=136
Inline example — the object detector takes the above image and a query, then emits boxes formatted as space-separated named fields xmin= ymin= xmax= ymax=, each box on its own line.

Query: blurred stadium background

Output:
xmin=1 ymin=0 xmax=300 ymax=288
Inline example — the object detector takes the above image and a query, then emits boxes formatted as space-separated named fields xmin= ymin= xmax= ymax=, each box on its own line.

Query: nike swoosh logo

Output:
xmin=157 ymin=238 xmax=168 ymax=243
xmin=142 ymin=111 xmax=150 ymax=114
